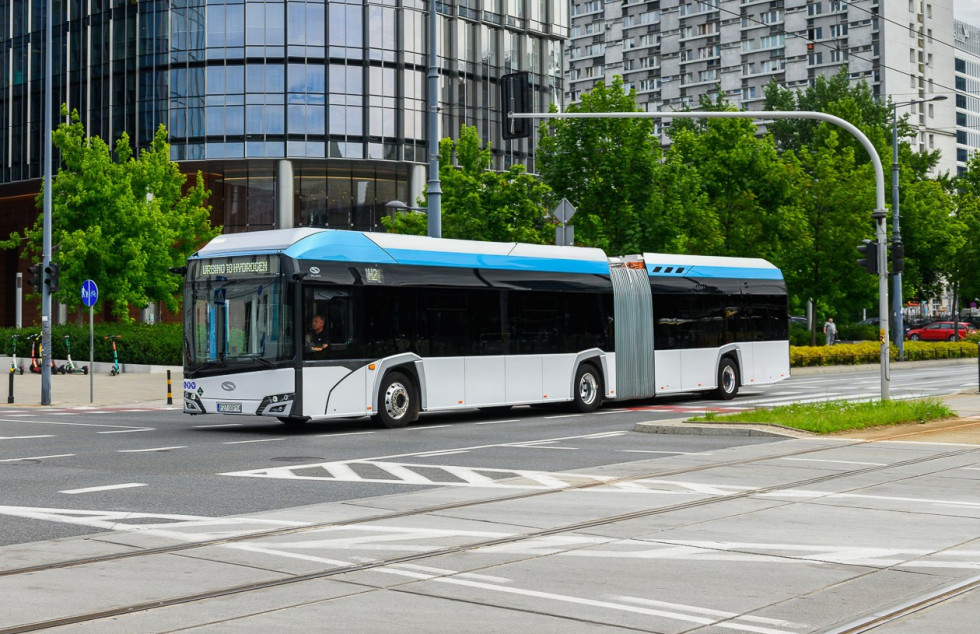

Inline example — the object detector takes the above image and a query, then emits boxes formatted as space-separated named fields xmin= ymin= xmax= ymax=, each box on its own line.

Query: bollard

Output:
xmin=167 ymin=369 xmax=173 ymax=405
xmin=7 ymin=369 xmax=13 ymax=404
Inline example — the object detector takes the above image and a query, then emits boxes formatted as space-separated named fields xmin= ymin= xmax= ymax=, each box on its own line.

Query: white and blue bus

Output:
xmin=181 ymin=228 xmax=789 ymax=427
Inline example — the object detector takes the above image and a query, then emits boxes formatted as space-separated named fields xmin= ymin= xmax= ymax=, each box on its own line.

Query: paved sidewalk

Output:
xmin=2 ymin=363 xmax=182 ymax=408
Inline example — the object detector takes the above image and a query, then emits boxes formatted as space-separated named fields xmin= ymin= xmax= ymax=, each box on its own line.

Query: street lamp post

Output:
xmin=891 ymin=95 xmax=947 ymax=361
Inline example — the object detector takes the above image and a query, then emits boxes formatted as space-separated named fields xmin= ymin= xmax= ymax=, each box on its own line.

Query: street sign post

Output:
xmin=553 ymin=198 xmax=576 ymax=246
xmin=81 ymin=280 xmax=98 ymax=402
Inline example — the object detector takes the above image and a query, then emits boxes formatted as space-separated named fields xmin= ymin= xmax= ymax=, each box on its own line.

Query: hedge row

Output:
xmin=790 ymin=340 xmax=979 ymax=367
xmin=0 ymin=323 xmax=182 ymax=366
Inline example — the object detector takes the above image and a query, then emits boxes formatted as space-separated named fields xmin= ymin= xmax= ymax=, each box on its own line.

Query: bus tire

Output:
xmin=376 ymin=371 xmax=417 ymax=429
xmin=573 ymin=363 xmax=603 ymax=413
xmin=714 ymin=357 xmax=739 ymax=400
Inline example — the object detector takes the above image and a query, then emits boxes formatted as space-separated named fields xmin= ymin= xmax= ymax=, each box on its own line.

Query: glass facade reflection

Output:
xmin=0 ymin=0 xmax=566 ymax=248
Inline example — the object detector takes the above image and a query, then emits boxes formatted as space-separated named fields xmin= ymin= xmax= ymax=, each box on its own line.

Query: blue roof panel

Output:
xmin=382 ymin=248 xmax=610 ymax=275
xmin=283 ymin=230 xmax=397 ymax=264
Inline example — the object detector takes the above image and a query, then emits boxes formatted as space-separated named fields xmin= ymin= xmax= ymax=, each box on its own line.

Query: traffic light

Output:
xmin=500 ymin=71 xmax=532 ymax=140
xmin=44 ymin=262 xmax=60 ymax=293
xmin=27 ymin=264 xmax=42 ymax=292
xmin=856 ymin=239 xmax=879 ymax=274
xmin=890 ymin=240 xmax=905 ymax=274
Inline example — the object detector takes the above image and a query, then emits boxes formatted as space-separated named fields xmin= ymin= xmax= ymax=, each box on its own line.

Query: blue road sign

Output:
xmin=81 ymin=279 xmax=98 ymax=307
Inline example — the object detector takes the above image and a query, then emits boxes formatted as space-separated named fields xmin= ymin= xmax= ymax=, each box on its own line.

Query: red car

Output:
xmin=905 ymin=321 xmax=977 ymax=341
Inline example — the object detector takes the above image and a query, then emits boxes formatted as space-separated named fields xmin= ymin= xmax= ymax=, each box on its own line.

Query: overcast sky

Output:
xmin=957 ymin=0 xmax=980 ymax=25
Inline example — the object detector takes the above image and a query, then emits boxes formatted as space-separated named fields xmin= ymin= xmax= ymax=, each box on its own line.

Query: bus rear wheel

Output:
xmin=376 ymin=371 xmax=418 ymax=429
xmin=573 ymin=363 xmax=603 ymax=413
xmin=713 ymin=358 xmax=739 ymax=400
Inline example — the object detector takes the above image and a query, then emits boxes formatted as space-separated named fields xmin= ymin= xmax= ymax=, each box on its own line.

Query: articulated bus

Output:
xmin=181 ymin=228 xmax=789 ymax=427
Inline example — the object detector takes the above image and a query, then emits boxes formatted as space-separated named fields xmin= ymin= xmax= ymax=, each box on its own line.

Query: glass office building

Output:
xmin=0 ymin=0 xmax=567 ymax=325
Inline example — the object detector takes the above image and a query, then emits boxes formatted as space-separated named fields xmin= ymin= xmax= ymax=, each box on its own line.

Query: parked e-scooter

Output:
xmin=59 ymin=335 xmax=88 ymax=375
xmin=27 ymin=334 xmax=41 ymax=374
xmin=8 ymin=335 xmax=24 ymax=375
xmin=27 ymin=333 xmax=57 ymax=374
xmin=104 ymin=335 xmax=122 ymax=376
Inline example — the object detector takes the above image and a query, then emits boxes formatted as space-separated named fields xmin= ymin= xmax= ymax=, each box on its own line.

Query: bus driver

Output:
xmin=308 ymin=314 xmax=329 ymax=353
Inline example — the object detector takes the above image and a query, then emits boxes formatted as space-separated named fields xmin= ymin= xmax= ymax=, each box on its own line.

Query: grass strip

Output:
xmin=691 ymin=398 xmax=955 ymax=434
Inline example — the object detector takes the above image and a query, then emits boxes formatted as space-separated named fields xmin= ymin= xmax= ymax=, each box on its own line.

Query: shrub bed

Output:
xmin=791 ymin=340 xmax=978 ymax=366
xmin=0 ymin=323 xmax=182 ymax=366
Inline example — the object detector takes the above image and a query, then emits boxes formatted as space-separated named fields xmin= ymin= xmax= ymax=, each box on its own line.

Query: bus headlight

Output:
xmin=256 ymin=393 xmax=295 ymax=416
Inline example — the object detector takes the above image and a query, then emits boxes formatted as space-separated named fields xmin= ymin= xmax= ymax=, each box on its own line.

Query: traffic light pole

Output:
xmin=40 ymin=0 xmax=53 ymax=406
xmin=510 ymin=109 xmax=891 ymax=401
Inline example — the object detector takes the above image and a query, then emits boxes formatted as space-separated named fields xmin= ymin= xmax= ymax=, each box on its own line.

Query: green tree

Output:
xmin=536 ymin=77 xmax=708 ymax=254
xmin=666 ymin=95 xmax=797 ymax=261
xmin=779 ymin=135 xmax=878 ymax=340
xmin=948 ymin=154 xmax=980 ymax=311
xmin=900 ymin=178 xmax=959 ymax=304
xmin=763 ymin=67 xmax=897 ymax=163
xmin=2 ymin=107 xmax=218 ymax=321
xmin=382 ymin=124 xmax=554 ymax=243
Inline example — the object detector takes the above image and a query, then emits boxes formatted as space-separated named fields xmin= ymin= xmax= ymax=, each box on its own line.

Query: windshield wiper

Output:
xmin=195 ymin=359 xmax=227 ymax=373
xmin=248 ymin=356 xmax=276 ymax=369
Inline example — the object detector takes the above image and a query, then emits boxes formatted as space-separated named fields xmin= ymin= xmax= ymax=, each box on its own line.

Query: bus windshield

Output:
xmin=184 ymin=269 xmax=294 ymax=375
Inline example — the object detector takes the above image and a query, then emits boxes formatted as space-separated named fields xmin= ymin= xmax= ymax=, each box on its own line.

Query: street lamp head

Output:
xmin=893 ymin=95 xmax=948 ymax=110
xmin=384 ymin=200 xmax=426 ymax=213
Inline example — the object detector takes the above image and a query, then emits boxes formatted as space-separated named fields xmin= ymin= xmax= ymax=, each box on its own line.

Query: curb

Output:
xmin=791 ymin=357 xmax=976 ymax=375
xmin=634 ymin=419 xmax=810 ymax=438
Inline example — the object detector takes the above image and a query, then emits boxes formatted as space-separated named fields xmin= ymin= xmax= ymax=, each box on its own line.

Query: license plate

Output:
xmin=217 ymin=402 xmax=242 ymax=413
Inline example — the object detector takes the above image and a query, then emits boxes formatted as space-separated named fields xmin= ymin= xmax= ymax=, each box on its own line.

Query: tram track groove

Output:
xmin=820 ymin=573 xmax=980 ymax=634
xmin=0 ymin=437 xmax=940 ymax=580
xmin=1 ymin=440 xmax=976 ymax=633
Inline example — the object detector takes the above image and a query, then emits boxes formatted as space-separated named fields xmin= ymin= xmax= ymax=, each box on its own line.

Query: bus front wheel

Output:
xmin=376 ymin=371 xmax=418 ymax=429
xmin=573 ymin=363 xmax=603 ymax=413
xmin=714 ymin=358 xmax=739 ymax=400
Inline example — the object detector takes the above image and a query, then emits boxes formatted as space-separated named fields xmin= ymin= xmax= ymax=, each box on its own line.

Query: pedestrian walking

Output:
xmin=823 ymin=317 xmax=837 ymax=346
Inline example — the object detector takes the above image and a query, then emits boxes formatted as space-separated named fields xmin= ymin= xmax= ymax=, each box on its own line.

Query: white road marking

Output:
xmin=117 ymin=446 xmax=187 ymax=453
xmin=193 ymin=423 xmax=244 ymax=429
xmin=408 ymin=424 xmax=452 ymax=431
xmin=313 ymin=431 xmax=375 ymax=438
xmin=0 ymin=435 xmax=54 ymax=440
xmin=2 ymin=419 xmax=151 ymax=432
xmin=224 ymin=438 xmax=286 ymax=445
xmin=474 ymin=419 xmax=520 ymax=425
xmin=616 ymin=596 xmax=798 ymax=627
xmin=621 ymin=450 xmax=705 ymax=455
xmin=0 ymin=453 xmax=75 ymax=463
xmin=416 ymin=450 xmax=470 ymax=457
xmin=60 ymin=483 xmax=148 ymax=495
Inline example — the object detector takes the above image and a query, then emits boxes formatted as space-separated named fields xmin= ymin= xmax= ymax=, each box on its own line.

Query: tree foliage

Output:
xmin=536 ymin=77 xmax=708 ymax=254
xmin=1 ymin=106 xmax=218 ymax=321
xmin=382 ymin=124 xmax=554 ymax=243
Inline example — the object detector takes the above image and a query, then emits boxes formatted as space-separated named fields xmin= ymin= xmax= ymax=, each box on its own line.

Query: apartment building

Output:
xmin=955 ymin=18 xmax=980 ymax=172
xmin=567 ymin=0 xmax=957 ymax=172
